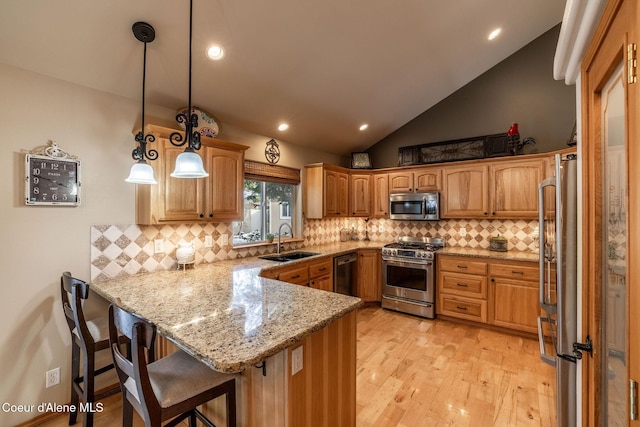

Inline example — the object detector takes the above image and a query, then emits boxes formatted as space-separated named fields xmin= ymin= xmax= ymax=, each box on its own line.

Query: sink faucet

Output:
xmin=277 ymin=223 xmax=293 ymax=254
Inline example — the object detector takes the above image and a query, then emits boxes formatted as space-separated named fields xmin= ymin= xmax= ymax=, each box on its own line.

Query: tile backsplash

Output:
xmin=91 ymin=217 xmax=538 ymax=280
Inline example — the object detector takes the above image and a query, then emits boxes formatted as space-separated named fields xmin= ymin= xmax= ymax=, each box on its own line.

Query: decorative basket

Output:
xmin=489 ymin=235 xmax=508 ymax=252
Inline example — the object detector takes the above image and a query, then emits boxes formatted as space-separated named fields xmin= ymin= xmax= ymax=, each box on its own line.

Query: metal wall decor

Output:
xmin=25 ymin=141 xmax=81 ymax=206
xmin=265 ymin=139 xmax=280 ymax=164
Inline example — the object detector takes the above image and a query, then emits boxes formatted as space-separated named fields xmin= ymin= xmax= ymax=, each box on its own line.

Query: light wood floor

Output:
xmin=33 ymin=307 xmax=555 ymax=427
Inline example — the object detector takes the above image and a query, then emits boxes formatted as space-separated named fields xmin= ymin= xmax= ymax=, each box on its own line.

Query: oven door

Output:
xmin=382 ymin=258 xmax=434 ymax=303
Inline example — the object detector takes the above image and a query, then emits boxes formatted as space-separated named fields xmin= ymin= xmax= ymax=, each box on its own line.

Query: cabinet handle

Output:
xmin=209 ymin=213 xmax=214 ymax=218
xmin=409 ymin=188 xmax=413 ymax=192
xmin=291 ymin=274 xmax=301 ymax=279
xmin=456 ymin=306 xmax=468 ymax=311
xmin=511 ymin=271 xmax=524 ymax=275
xmin=456 ymin=283 xmax=468 ymax=287
xmin=318 ymin=267 xmax=326 ymax=271
xmin=457 ymin=265 xmax=467 ymax=269
xmin=484 ymin=212 xmax=488 ymax=216
xmin=492 ymin=212 xmax=496 ymax=215
xmin=491 ymin=278 xmax=495 ymax=282
xmin=352 ymin=212 xmax=356 ymax=215
xmin=199 ymin=213 xmax=204 ymax=218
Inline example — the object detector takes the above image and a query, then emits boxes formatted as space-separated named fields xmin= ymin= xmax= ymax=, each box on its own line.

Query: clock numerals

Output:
xmin=25 ymin=154 xmax=81 ymax=206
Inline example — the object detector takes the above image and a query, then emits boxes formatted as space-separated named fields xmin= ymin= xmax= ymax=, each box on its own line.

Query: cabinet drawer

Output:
xmin=490 ymin=263 xmax=538 ymax=281
xmin=439 ymin=295 xmax=487 ymax=323
xmin=440 ymin=272 xmax=487 ymax=298
xmin=310 ymin=274 xmax=333 ymax=292
xmin=439 ymin=257 xmax=487 ymax=275
xmin=278 ymin=266 xmax=309 ymax=285
xmin=309 ymin=258 xmax=332 ymax=279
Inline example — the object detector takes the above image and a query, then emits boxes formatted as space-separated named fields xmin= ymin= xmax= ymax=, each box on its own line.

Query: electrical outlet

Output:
xmin=221 ymin=234 xmax=229 ymax=246
xmin=154 ymin=239 xmax=164 ymax=254
xmin=459 ymin=228 xmax=466 ymax=237
xmin=204 ymin=235 xmax=213 ymax=248
xmin=292 ymin=346 xmax=303 ymax=375
xmin=46 ymin=367 xmax=60 ymax=388
xmin=379 ymin=225 xmax=384 ymax=233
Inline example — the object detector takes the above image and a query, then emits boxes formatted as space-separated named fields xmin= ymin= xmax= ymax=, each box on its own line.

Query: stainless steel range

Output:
xmin=381 ymin=236 xmax=444 ymax=319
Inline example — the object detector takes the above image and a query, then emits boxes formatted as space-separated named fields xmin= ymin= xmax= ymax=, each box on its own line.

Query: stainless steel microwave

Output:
xmin=389 ymin=192 xmax=440 ymax=221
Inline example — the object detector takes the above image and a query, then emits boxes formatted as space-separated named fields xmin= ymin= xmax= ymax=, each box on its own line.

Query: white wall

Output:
xmin=0 ymin=62 xmax=342 ymax=425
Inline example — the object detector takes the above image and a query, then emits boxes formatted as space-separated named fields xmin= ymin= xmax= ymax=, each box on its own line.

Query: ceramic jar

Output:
xmin=176 ymin=241 xmax=195 ymax=264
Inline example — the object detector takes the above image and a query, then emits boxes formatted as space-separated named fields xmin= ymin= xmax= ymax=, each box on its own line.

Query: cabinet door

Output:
xmin=388 ymin=172 xmax=413 ymax=192
xmin=490 ymin=277 xmax=538 ymax=333
xmin=356 ymin=250 xmax=381 ymax=302
xmin=441 ymin=165 xmax=489 ymax=218
xmin=349 ymin=173 xmax=371 ymax=216
xmin=205 ymin=147 xmax=244 ymax=221
xmin=160 ymin=142 xmax=206 ymax=221
xmin=372 ymin=173 xmax=389 ymax=218
xmin=325 ymin=170 xmax=349 ymax=216
xmin=489 ymin=159 xmax=545 ymax=218
xmin=310 ymin=274 xmax=333 ymax=292
xmin=414 ymin=168 xmax=441 ymax=191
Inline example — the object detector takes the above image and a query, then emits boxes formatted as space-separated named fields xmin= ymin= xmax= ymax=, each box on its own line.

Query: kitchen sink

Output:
xmin=259 ymin=251 xmax=319 ymax=262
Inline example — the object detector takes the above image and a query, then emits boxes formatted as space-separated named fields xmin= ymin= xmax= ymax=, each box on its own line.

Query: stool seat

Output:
xmin=72 ymin=316 xmax=110 ymax=347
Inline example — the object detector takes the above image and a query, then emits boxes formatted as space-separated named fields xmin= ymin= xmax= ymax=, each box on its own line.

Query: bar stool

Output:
xmin=108 ymin=304 xmax=237 ymax=427
xmin=60 ymin=271 xmax=129 ymax=426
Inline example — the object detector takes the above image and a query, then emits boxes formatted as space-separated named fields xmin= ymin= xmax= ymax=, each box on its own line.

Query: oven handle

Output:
xmin=383 ymin=259 xmax=433 ymax=270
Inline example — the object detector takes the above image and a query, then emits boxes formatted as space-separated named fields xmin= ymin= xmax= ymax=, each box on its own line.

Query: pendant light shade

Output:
xmin=169 ymin=0 xmax=208 ymax=178
xmin=126 ymin=161 xmax=158 ymax=184
xmin=126 ymin=22 xmax=158 ymax=184
xmin=171 ymin=148 xmax=209 ymax=178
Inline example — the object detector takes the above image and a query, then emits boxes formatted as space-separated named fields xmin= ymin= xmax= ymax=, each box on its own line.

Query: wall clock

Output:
xmin=24 ymin=141 xmax=81 ymax=206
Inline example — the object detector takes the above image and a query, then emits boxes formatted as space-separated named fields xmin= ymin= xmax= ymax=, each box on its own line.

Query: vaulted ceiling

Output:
xmin=0 ymin=1 xmax=565 ymax=155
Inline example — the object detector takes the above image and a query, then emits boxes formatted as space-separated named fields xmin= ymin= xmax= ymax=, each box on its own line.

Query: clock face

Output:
xmin=25 ymin=155 xmax=81 ymax=205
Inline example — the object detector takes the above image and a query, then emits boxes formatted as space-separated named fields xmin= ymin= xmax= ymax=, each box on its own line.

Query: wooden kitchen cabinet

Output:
xmin=441 ymin=159 xmax=545 ymax=219
xmin=438 ymin=254 xmax=543 ymax=335
xmin=388 ymin=167 xmax=441 ymax=193
xmin=356 ymin=249 xmax=381 ymax=302
xmin=489 ymin=159 xmax=546 ymax=218
xmin=372 ymin=173 xmax=389 ymax=218
xmin=135 ymin=124 xmax=248 ymax=225
xmin=349 ymin=172 xmax=371 ymax=217
xmin=259 ymin=256 xmax=333 ymax=290
xmin=437 ymin=255 xmax=488 ymax=323
xmin=488 ymin=260 xmax=541 ymax=334
xmin=440 ymin=165 xmax=489 ymax=218
xmin=303 ymin=164 xmax=349 ymax=218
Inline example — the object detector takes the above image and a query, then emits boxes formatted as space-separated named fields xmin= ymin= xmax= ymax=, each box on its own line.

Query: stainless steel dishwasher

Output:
xmin=333 ymin=252 xmax=357 ymax=295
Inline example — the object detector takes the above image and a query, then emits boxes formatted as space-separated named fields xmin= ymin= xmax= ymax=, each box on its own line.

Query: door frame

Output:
xmin=581 ymin=0 xmax=639 ymax=425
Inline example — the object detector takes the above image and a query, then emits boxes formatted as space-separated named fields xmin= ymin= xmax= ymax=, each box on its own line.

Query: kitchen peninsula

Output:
xmin=91 ymin=256 xmax=363 ymax=427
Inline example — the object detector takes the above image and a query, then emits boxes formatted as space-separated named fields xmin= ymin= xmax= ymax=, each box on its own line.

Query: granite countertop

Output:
xmin=90 ymin=244 xmax=373 ymax=374
xmin=437 ymin=246 xmax=540 ymax=262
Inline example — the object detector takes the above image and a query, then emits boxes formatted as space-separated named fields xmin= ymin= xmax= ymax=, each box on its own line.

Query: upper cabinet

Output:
xmin=372 ymin=173 xmax=389 ymax=218
xmin=441 ymin=165 xmax=489 ymax=218
xmin=304 ymin=164 xmax=350 ymax=218
xmin=388 ymin=168 xmax=441 ymax=193
xmin=440 ymin=159 xmax=546 ymax=219
xmin=489 ymin=159 xmax=546 ymax=218
xmin=349 ymin=172 xmax=371 ymax=217
xmin=135 ymin=125 xmax=248 ymax=225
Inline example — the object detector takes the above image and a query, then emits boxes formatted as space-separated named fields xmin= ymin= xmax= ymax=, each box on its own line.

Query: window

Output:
xmin=233 ymin=161 xmax=300 ymax=246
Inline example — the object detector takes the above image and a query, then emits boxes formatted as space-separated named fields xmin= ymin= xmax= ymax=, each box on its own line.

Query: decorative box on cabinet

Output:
xmin=134 ymin=124 xmax=248 ymax=225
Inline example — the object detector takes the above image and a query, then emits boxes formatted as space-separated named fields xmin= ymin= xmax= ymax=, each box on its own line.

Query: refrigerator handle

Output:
xmin=537 ymin=316 xmax=557 ymax=367
xmin=538 ymin=177 xmax=557 ymax=314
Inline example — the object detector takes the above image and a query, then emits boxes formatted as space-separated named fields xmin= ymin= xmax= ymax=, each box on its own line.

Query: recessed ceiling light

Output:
xmin=207 ymin=44 xmax=225 ymax=60
xmin=359 ymin=124 xmax=369 ymax=131
xmin=488 ymin=28 xmax=502 ymax=41
xmin=278 ymin=123 xmax=289 ymax=131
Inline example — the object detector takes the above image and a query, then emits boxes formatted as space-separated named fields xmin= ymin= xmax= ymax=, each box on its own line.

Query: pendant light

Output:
xmin=169 ymin=0 xmax=209 ymax=178
xmin=126 ymin=22 xmax=158 ymax=184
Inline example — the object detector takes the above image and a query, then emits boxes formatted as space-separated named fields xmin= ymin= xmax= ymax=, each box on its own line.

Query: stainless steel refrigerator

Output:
xmin=537 ymin=153 xmax=578 ymax=427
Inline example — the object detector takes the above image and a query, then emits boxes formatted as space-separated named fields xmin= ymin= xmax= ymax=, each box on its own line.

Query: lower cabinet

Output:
xmin=260 ymin=256 xmax=333 ymax=290
xmin=437 ymin=254 xmax=541 ymax=334
xmin=356 ymin=249 xmax=381 ymax=302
